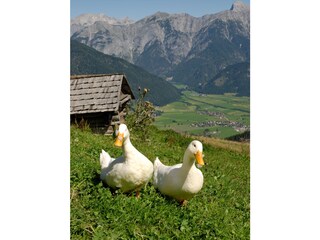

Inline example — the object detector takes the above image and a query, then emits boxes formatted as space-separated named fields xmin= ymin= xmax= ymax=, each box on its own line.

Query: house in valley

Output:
xmin=70 ymin=74 xmax=135 ymax=134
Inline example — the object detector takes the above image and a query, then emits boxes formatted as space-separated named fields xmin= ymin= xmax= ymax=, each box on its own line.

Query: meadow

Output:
xmin=70 ymin=125 xmax=250 ymax=239
xmin=154 ymin=89 xmax=250 ymax=139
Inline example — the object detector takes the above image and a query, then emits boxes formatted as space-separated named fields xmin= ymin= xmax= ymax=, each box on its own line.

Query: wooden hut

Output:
xmin=70 ymin=74 xmax=135 ymax=134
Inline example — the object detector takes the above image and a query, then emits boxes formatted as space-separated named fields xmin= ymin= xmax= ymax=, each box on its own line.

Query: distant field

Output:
xmin=154 ymin=89 xmax=250 ymax=139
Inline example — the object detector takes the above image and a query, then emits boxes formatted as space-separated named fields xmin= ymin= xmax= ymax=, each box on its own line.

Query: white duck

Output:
xmin=100 ymin=123 xmax=153 ymax=197
xmin=153 ymin=140 xmax=204 ymax=205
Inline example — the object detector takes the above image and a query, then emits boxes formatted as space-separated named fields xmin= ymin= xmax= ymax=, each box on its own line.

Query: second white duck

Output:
xmin=153 ymin=140 xmax=205 ymax=205
xmin=100 ymin=123 xmax=153 ymax=197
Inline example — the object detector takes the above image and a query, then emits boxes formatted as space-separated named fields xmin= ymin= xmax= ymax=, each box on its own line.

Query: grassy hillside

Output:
xmin=70 ymin=125 xmax=250 ymax=239
xmin=154 ymin=90 xmax=250 ymax=139
xmin=71 ymin=40 xmax=181 ymax=106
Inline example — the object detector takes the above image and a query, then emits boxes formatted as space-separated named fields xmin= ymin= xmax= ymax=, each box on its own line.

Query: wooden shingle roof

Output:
xmin=70 ymin=74 xmax=135 ymax=114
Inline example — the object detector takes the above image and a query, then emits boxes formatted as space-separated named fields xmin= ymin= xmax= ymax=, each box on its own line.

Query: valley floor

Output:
xmin=154 ymin=90 xmax=250 ymax=139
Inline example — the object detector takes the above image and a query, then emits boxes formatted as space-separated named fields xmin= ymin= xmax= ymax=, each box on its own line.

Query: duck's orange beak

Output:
xmin=195 ymin=151 xmax=204 ymax=166
xmin=114 ymin=132 xmax=124 ymax=147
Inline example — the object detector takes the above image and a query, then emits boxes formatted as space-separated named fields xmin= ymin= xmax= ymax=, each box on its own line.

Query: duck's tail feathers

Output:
xmin=153 ymin=157 xmax=162 ymax=187
xmin=153 ymin=157 xmax=161 ymax=169
xmin=100 ymin=149 xmax=112 ymax=169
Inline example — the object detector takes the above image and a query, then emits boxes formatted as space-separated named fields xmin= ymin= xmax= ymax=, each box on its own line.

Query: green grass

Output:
xmin=154 ymin=90 xmax=250 ymax=139
xmin=71 ymin=125 xmax=250 ymax=239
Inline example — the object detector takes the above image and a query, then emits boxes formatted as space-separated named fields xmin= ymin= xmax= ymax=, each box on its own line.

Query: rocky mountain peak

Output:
xmin=230 ymin=1 xmax=249 ymax=12
xmin=71 ymin=13 xmax=135 ymax=26
xmin=149 ymin=11 xmax=170 ymax=20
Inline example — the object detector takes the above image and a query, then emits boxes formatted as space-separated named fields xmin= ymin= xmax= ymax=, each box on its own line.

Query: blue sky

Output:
xmin=71 ymin=0 xmax=250 ymax=20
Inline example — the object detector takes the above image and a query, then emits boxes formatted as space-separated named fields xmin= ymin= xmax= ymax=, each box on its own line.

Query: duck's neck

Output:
xmin=181 ymin=151 xmax=195 ymax=172
xmin=122 ymin=137 xmax=136 ymax=158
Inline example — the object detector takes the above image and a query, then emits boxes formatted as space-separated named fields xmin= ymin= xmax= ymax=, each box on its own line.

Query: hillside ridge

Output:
xmin=71 ymin=40 xmax=181 ymax=106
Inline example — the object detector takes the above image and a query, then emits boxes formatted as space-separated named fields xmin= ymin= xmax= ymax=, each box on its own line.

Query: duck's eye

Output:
xmin=193 ymin=143 xmax=196 ymax=148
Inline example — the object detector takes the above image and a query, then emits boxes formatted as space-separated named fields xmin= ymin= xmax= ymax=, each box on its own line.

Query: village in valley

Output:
xmin=191 ymin=110 xmax=249 ymax=134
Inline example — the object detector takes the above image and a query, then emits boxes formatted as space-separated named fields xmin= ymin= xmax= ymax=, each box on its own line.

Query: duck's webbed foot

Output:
xmin=135 ymin=191 xmax=141 ymax=199
xmin=180 ymin=200 xmax=188 ymax=206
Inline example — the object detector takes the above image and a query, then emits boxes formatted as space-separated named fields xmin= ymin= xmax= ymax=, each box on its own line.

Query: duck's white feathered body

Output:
xmin=99 ymin=124 xmax=153 ymax=193
xmin=153 ymin=140 xmax=204 ymax=202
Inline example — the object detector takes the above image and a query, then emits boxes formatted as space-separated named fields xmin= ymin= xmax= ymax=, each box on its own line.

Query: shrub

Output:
xmin=125 ymin=87 xmax=155 ymax=138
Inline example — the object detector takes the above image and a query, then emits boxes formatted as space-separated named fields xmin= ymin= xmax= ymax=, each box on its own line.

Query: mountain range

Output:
xmin=71 ymin=1 xmax=250 ymax=96
xmin=71 ymin=40 xmax=181 ymax=106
